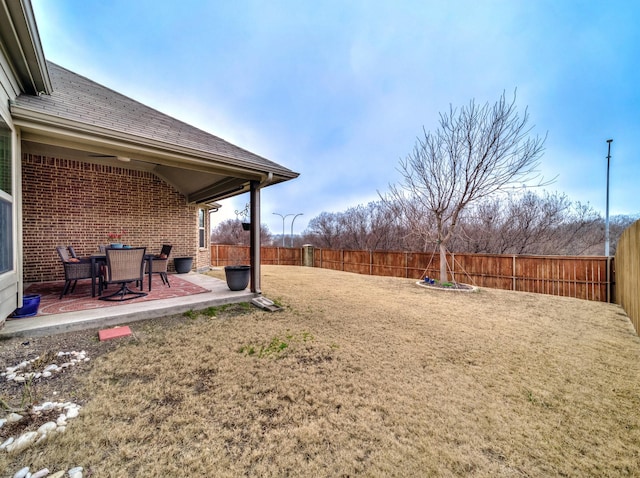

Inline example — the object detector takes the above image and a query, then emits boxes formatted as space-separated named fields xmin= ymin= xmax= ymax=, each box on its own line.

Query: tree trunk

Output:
xmin=439 ymin=242 xmax=448 ymax=283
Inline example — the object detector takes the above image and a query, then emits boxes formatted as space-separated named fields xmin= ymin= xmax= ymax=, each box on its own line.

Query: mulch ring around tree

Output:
xmin=415 ymin=280 xmax=478 ymax=292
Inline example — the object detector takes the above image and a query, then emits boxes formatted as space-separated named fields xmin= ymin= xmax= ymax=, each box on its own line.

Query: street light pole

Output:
xmin=605 ymin=139 xmax=613 ymax=257
xmin=273 ymin=212 xmax=293 ymax=247
xmin=290 ymin=213 xmax=304 ymax=247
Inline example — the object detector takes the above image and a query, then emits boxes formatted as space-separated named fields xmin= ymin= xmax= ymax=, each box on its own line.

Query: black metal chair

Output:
xmin=56 ymin=245 xmax=95 ymax=299
xmin=99 ymin=247 xmax=148 ymax=301
xmin=146 ymin=244 xmax=172 ymax=287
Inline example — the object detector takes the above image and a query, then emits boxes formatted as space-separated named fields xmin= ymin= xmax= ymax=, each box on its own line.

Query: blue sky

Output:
xmin=31 ymin=0 xmax=639 ymax=234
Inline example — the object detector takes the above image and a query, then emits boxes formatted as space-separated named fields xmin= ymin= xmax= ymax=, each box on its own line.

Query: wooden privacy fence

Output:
xmin=614 ymin=219 xmax=640 ymax=335
xmin=211 ymin=245 xmax=612 ymax=302
xmin=211 ymin=244 xmax=302 ymax=267
xmin=312 ymin=249 xmax=611 ymax=302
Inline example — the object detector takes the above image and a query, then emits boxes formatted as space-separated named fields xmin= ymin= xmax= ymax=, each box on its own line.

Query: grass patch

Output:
xmin=1 ymin=266 xmax=639 ymax=477
xmin=239 ymin=330 xmax=314 ymax=358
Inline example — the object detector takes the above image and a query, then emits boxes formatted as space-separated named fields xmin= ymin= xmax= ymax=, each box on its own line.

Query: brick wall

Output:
xmin=22 ymin=154 xmax=207 ymax=282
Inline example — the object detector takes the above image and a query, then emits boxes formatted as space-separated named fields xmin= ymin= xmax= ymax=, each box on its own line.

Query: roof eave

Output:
xmin=11 ymin=105 xmax=300 ymax=181
xmin=0 ymin=0 xmax=52 ymax=95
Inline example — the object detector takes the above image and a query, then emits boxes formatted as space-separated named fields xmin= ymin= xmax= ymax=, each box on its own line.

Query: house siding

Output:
xmin=22 ymin=154 xmax=206 ymax=282
xmin=0 ymin=60 xmax=20 ymax=325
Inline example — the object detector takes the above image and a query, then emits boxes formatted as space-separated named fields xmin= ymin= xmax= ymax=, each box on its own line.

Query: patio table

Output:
xmin=90 ymin=252 xmax=154 ymax=297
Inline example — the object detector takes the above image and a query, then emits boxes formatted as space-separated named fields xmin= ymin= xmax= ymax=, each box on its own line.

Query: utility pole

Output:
xmin=273 ymin=212 xmax=293 ymax=247
xmin=605 ymin=139 xmax=613 ymax=257
xmin=605 ymin=139 xmax=613 ymax=304
xmin=290 ymin=213 xmax=304 ymax=247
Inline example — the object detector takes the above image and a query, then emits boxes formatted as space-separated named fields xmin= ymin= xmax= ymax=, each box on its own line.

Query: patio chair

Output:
xmin=99 ymin=247 xmax=148 ymax=301
xmin=146 ymin=244 xmax=172 ymax=287
xmin=56 ymin=245 xmax=95 ymax=299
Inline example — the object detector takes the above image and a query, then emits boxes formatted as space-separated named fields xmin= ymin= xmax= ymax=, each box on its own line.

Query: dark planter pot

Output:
xmin=242 ymin=222 xmax=251 ymax=231
xmin=174 ymin=257 xmax=193 ymax=274
xmin=10 ymin=294 xmax=41 ymax=318
xmin=224 ymin=265 xmax=251 ymax=291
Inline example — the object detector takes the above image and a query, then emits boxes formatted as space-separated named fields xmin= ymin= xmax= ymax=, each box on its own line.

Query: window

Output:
xmin=0 ymin=116 xmax=10 ymax=195
xmin=0 ymin=116 xmax=13 ymax=274
xmin=198 ymin=208 xmax=205 ymax=248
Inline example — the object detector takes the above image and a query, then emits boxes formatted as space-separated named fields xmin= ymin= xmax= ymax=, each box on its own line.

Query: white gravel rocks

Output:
xmin=6 ymin=431 xmax=38 ymax=453
xmin=11 ymin=467 xmax=81 ymax=478
xmin=12 ymin=466 xmax=29 ymax=478
xmin=3 ymin=352 xmax=89 ymax=477
xmin=1 ymin=350 xmax=89 ymax=383
xmin=31 ymin=469 xmax=51 ymax=478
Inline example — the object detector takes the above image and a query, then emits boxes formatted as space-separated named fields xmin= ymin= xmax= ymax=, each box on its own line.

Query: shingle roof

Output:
xmin=12 ymin=61 xmax=298 ymax=178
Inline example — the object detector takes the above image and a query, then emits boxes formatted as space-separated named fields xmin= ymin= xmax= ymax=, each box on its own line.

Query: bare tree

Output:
xmin=455 ymin=191 xmax=603 ymax=255
xmin=303 ymin=212 xmax=343 ymax=249
xmin=211 ymin=219 xmax=271 ymax=245
xmin=303 ymin=201 xmax=405 ymax=251
xmin=383 ymin=91 xmax=547 ymax=281
xmin=338 ymin=201 xmax=405 ymax=250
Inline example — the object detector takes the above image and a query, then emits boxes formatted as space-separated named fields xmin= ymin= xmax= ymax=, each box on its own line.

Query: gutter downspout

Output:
xmin=250 ymin=173 xmax=273 ymax=294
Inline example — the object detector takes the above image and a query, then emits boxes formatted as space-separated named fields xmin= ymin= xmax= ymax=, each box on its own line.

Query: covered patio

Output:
xmin=0 ymin=270 xmax=255 ymax=338
xmin=12 ymin=62 xmax=298 ymax=296
xmin=0 ymin=1 xmax=298 ymax=327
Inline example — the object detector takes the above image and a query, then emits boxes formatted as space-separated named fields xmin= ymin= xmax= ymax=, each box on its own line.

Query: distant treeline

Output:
xmin=211 ymin=191 xmax=637 ymax=256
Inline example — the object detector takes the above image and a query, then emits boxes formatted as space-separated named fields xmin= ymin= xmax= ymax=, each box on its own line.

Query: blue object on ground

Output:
xmin=10 ymin=294 xmax=41 ymax=318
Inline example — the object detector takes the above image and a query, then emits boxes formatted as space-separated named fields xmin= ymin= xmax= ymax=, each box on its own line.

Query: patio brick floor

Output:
xmin=17 ymin=274 xmax=209 ymax=317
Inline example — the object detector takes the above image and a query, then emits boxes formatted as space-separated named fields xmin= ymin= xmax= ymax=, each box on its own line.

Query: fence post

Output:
xmin=405 ymin=252 xmax=408 ymax=278
xmin=302 ymin=244 xmax=315 ymax=267
xmin=606 ymin=256 xmax=611 ymax=303
xmin=512 ymin=255 xmax=516 ymax=291
xmin=370 ymin=250 xmax=373 ymax=276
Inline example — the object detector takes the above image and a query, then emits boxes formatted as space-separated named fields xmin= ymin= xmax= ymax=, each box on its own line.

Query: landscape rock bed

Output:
xmin=2 ymin=351 xmax=90 ymax=383
xmin=1 ymin=352 xmax=89 ymax=477
xmin=0 ymin=315 xmax=181 ymax=476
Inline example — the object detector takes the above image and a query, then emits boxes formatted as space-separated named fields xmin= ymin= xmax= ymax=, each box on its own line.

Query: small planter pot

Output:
xmin=242 ymin=222 xmax=251 ymax=231
xmin=110 ymin=243 xmax=123 ymax=249
xmin=10 ymin=294 xmax=41 ymax=318
xmin=224 ymin=265 xmax=251 ymax=291
xmin=174 ymin=257 xmax=193 ymax=274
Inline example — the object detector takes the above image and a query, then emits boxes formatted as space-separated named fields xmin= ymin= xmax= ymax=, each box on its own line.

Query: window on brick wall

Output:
xmin=198 ymin=208 xmax=205 ymax=248
xmin=0 ymin=116 xmax=13 ymax=274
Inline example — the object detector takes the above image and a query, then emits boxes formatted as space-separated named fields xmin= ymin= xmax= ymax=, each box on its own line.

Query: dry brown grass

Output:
xmin=3 ymin=265 xmax=640 ymax=476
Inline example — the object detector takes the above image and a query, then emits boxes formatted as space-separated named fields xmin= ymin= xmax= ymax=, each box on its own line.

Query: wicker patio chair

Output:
xmin=99 ymin=247 xmax=147 ymax=301
xmin=146 ymin=244 xmax=172 ymax=287
xmin=56 ymin=245 xmax=94 ymax=299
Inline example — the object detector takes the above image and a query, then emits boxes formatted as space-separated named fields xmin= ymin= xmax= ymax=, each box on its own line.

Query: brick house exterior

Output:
xmin=22 ymin=154 xmax=209 ymax=282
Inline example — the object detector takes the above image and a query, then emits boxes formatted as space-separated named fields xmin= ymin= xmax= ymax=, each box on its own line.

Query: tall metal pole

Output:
xmin=273 ymin=212 xmax=293 ymax=247
xmin=290 ymin=213 xmax=303 ymax=247
xmin=605 ymin=139 xmax=613 ymax=257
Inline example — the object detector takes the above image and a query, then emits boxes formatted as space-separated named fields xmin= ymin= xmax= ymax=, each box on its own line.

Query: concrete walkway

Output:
xmin=0 ymin=272 xmax=257 ymax=338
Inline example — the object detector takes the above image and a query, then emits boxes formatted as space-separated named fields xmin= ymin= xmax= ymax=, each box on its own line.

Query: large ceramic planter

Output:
xmin=224 ymin=265 xmax=251 ymax=291
xmin=174 ymin=257 xmax=193 ymax=274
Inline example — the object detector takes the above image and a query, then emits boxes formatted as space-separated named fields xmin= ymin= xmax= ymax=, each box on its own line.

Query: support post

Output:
xmin=249 ymin=181 xmax=261 ymax=294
